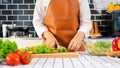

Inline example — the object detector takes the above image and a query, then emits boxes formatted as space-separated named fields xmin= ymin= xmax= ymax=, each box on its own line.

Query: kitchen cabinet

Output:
xmin=107 ymin=10 xmax=120 ymax=36
xmin=113 ymin=11 xmax=120 ymax=36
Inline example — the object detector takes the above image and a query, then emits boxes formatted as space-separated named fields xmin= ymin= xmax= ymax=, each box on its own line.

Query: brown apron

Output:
xmin=44 ymin=0 xmax=85 ymax=51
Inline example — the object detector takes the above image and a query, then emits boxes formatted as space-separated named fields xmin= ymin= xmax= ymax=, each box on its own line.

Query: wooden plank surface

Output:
xmin=1 ymin=52 xmax=120 ymax=68
xmin=32 ymin=52 xmax=78 ymax=58
xmin=53 ymin=58 xmax=63 ymax=68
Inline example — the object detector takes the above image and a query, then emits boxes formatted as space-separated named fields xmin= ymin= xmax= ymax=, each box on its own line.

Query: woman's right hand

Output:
xmin=42 ymin=30 xmax=58 ymax=48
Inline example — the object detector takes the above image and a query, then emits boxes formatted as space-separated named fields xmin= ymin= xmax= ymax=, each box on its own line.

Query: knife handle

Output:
xmin=54 ymin=43 xmax=58 ymax=49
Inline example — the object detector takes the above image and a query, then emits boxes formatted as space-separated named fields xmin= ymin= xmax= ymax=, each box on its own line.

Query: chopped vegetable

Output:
xmin=33 ymin=44 xmax=55 ymax=54
xmin=0 ymin=39 xmax=18 ymax=59
xmin=20 ymin=44 xmax=55 ymax=54
xmin=20 ymin=44 xmax=68 ymax=54
xmin=20 ymin=47 xmax=34 ymax=54
xmin=58 ymin=46 xmax=67 ymax=53
xmin=87 ymin=41 xmax=112 ymax=55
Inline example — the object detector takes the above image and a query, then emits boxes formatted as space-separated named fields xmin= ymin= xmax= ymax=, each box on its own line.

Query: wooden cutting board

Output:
xmin=32 ymin=52 xmax=78 ymax=58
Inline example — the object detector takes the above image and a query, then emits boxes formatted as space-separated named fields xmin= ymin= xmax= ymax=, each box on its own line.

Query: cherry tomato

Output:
xmin=21 ymin=52 xmax=32 ymax=64
xmin=14 ymin=49 xmax=23 ymax=56
xmin=6 ymin=53 xmax=20 ymax=66
xmin=112 ymin=37 xmax=120 ymax=51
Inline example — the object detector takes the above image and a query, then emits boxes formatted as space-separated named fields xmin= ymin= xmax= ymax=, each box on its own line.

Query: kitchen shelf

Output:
xmin=106 ymin=10 xmax=120 ymax=13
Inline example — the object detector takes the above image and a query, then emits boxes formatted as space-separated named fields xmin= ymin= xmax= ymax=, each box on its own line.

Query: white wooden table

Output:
xmin=0 ymin=52 xmax=120 ymax=68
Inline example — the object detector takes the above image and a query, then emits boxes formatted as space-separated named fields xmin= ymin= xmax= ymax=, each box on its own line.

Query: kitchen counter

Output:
xmin=0 ymin=37 xmax=115 ymax=48
xmin=0 ymin=37 xmax=119 ymax=68
xmin=0 ymin=52 xmax=120 ymax=68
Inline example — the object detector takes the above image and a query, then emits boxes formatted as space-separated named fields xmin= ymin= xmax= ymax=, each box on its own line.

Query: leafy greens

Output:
xmin=0 ymin=39 xmax=18 ymax=59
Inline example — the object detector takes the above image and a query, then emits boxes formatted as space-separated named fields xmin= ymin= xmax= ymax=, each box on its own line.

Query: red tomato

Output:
xmin=21 ymin=52 xmax=32 ymax=64
xmin=6 ymin=53 xmax=20 ymax=66
xmin=112 ymin=37 xmax=120 ymax=51
xmin=14 ymin=49 xmax=23 ymax=56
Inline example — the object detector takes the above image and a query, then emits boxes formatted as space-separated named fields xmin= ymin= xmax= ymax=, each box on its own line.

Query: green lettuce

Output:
xmin=0 ymin=39 xmax=18 ymax=59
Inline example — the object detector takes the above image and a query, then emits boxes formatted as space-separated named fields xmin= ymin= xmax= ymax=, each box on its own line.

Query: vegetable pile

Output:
xmin=20 ymin=44 xmax=67 ymax=54
xmin=0 ymin=39 xmax=32 ymax=66
xmin=32 ymin=44 xmax=55 ymax=54
xmin=0 ymin=39 xmax=68 ymax=66
xmin=20 ymin=44 xmax=55 ymax=54
xmin=87 ymin=41 xmax=112 ymax=55
xmin=6 ymin=50 xmax=32 ymax=66
xmin=0 ymin=39 xmax=18 ymax=59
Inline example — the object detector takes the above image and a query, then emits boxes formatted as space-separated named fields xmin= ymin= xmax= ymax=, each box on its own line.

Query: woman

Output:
xmin=33 ymin=0 xmax=92 ymax=51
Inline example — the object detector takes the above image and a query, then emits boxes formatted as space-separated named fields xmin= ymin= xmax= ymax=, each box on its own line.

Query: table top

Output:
xmin=0 ymin=52 xmax=120 ymax=68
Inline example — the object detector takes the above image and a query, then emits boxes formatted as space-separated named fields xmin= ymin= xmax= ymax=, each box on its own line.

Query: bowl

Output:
xmin=85 ymin=39 xmax=112 ymax=56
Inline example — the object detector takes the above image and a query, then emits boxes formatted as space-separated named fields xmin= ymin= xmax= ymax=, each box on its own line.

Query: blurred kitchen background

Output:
xmin=0 ymin=0 xmax=120 ymax=38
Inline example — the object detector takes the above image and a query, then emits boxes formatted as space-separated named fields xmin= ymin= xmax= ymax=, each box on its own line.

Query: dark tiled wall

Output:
xmin=0 ymin=0 xmax=36 ymax=37
xmin=0 ymin=0 xmax=118 ymax=37
xmin=88 ymin=0 xmax=118 ymax=37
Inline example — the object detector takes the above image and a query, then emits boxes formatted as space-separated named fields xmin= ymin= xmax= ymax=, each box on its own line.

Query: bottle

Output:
xmin=2 ymin=24 xmax=7 ymax=38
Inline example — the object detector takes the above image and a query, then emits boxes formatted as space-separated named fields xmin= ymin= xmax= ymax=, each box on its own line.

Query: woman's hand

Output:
xmin=42 ymin=30 xmax=58 ymax=48
xmin=68 ymin=31 xmax=85 ymax=51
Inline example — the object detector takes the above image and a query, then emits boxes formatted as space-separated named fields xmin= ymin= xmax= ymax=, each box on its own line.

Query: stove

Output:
xmin=6 ymin=25 xmax=30 ymax=37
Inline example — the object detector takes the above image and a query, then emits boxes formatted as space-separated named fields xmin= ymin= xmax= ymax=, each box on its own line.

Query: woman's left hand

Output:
xmin=68 ymin=31 xmax=85 ymax=51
